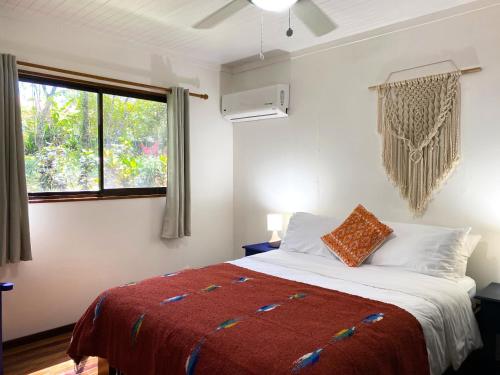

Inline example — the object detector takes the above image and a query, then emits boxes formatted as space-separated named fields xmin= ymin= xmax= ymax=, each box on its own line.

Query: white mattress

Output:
xmin=229 ymin=250 xmax=482 ymax=375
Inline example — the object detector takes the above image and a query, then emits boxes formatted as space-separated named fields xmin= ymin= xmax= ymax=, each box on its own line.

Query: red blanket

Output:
xmin=68 ymin=263 xmax=429 ymax=374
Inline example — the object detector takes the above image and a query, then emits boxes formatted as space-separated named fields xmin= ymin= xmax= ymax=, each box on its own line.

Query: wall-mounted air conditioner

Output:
xmin=221 ymin=84 xmax=289 ymax=123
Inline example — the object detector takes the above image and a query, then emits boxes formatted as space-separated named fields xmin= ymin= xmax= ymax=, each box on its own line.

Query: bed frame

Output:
xmin=97 ymin=353 xmax=485 ymax=375
xmin=97 ymin=358 xmax=109 ymax=375
xmin=98 ymin=358 xmax=122 ymax=375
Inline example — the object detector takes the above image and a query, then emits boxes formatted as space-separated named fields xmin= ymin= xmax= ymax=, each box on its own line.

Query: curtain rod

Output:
xmin=368 ymin=66 xmax=482 ymax=90
xmin=16 ymin=61 xmax=209 ymax=100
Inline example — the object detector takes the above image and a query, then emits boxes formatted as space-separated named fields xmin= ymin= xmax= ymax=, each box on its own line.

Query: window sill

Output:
xmin=29 ymin=193 xmax=165 ymax=204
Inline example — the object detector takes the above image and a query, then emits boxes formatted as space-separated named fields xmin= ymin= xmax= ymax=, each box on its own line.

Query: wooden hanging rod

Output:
xmin=368 ymin=66 xmax=482 ymax=90
xmin=16 ymin=61 xmax=209 ymax=100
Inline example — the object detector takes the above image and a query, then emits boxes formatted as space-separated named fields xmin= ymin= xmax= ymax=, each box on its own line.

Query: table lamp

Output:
xmin=267 ymin=213 xmax=283 ymax=248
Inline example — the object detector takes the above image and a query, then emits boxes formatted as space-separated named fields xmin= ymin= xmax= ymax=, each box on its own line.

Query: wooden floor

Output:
xmin=4 ymin=331 xmax=97 ymax=375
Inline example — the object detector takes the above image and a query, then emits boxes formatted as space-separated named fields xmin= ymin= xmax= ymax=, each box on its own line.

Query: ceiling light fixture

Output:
xmin=250 ymin=0 xmax=299 ymax=13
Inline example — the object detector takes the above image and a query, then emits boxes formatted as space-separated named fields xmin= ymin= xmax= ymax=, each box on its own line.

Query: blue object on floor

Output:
xmin=0 ymin=282 xmax=14 ymax=375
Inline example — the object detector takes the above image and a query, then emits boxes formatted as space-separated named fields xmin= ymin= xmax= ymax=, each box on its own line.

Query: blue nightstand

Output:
xmin=242 ymin=242 xmax=277 ymax=257
xmin=0 ymin=282 xmax=13 ymax=374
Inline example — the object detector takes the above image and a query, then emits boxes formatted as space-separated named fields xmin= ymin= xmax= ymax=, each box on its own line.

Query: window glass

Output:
xmin=20 ymin=81 xmax=99 ymax=192
xmin=103 ymin=94 xmax=167 ymax=189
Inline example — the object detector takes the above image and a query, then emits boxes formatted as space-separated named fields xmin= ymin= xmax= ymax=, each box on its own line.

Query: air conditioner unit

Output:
xmin=221 ymin=84 xmax=289 ymax=123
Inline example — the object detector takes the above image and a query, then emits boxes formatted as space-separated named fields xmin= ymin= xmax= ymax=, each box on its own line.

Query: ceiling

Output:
xmin=0 ymin=0 xmax=478 ymax=65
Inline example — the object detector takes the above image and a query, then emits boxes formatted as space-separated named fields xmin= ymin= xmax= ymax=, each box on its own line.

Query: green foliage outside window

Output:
xmin=19 ymin=81 xmax=167 ymax=193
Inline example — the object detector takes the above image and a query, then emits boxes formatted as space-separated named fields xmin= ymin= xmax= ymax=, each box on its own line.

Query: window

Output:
xmin=19 ymin=76 xmax=167 ymax=202
xmin=103 ymin=94 xmax=167 ymax=189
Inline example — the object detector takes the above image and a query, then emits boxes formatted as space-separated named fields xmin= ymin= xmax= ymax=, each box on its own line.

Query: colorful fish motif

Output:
xmin=131 ymin=313 xmax=145 ymax=346
xmin=163 ymin=272 xmax=179 ymax=278
xmin=216 ymin=318 xmax=240 ymax=331
xmin=161 ymin=294 xmax=189 ymax=305
xmin=234 ymin=276 xmax=251 ymax=283
xmin=289 ymin=293 xmax=307 ymax=300
xmin=120 ymin=281 xmax=136 ymax=287
xmin=75 ymin=360 xmax=87 ymax=374
xmin=202 ymin=284 xmax=220 ymax=292
xmin=331 ymin=327 xmax=355 ymax=342
xmin=257 ymin=304 xmax=280 ymax=312
xmin=93 ymin=294 xmax=107 ymax=324
xmin=292 ymin=348 xmax=323 ymax=373
xmin=362 ymin=313 xmax=384 ymax=324
xmin=185 ymin=339 xmax=204 ymax=375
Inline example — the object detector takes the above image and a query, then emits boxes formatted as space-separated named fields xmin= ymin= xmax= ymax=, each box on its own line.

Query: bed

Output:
xmin=231 ymin=250 xmax=482 ymax=374
xmin=68 ymin=249 xmax=482 ymax=375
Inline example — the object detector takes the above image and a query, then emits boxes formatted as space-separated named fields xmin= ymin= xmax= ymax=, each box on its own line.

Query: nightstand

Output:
xmin=242 ymin=242 xmax=276 ymax=257
xmin=476 ymin=282 xmax=500 ymax=373
xmin=0 ymin=282 xmax=13 ymax=374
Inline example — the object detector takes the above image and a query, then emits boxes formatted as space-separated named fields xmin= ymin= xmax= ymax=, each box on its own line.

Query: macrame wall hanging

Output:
xmin=376 ymin=67 xmax=463 ymax=216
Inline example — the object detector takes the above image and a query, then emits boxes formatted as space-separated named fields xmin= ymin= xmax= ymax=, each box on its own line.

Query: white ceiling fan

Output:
xmin=193 ymin=0 xmax=337 ymax=37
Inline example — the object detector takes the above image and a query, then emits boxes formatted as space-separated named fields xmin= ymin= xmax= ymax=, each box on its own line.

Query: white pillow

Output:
xmin=280 ymin=212 xmax=340 ymax=258
xmin=455 ymin=234 xmax=481 ymax=277
xmin=366 ymin=221 xmax=471 ymax=279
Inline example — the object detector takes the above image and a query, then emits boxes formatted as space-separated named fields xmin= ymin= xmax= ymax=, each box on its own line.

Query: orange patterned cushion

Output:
xmin=321 ymin=205 xmax=393 ymax=267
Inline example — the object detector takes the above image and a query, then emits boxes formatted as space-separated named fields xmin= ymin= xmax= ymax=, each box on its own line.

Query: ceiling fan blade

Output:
xmin=292 ymin=0 xmax=336 ymax=37
xmin=193 ymin=0 xmax=249 ymax=29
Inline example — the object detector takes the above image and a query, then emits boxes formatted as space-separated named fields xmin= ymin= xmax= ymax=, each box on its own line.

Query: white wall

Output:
xmin=0 ymin=15 xmax=233 ymax=340
xmin=229 ymin=5 xmax=500 ymax=289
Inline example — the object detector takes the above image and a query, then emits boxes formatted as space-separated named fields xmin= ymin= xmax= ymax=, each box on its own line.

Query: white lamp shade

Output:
xmin=251 ymin=0 xmax=298 ymax=12
xmin=267 ymin=214 xmax=283 ymax=231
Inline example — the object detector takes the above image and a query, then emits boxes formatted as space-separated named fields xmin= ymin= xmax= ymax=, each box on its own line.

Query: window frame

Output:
xmin=19 ymin=74 xmax=167 ymax=203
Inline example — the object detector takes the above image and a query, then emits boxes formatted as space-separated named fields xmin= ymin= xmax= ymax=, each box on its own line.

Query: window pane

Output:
xmin=20 ymin=82 xmax=99 ymax=192
xmin=103 ymin=94 xmax=167 ymax=189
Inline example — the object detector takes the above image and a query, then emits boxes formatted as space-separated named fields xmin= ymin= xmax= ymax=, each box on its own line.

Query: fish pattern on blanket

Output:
xmin=68 ymin=263 xmax=429 ymax=375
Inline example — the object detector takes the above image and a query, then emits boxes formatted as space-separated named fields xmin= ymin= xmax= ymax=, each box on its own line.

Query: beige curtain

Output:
xmin=0 ymin=54 xmax=32 ymax=264
xmin=161 ymin=87 xmax=191 ymax=239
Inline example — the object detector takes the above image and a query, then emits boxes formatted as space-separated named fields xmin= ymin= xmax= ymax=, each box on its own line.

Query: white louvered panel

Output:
xmin=48 ymin=0 xmax=94 ymax=21
xmin=0 ymin=0 xmax=478 ymax=64
xmin=81 ymin=4 xmax=136 ymax=31
xmin=83 ymin=0 xmax=153 ymax=30
xmin=3 ymin=0 xmax=23 ymax=10
xmin=76 ymin=0 xmax=113 ymax=24
xmin=49 ymin=0 xmax=71 ymax=17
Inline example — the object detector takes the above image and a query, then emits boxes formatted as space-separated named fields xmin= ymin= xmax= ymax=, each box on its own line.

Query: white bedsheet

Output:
xmin=228 ymin=250 xmax=482 ymax=375
xmin=456 ymin=276 xmax=477 ymax=298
